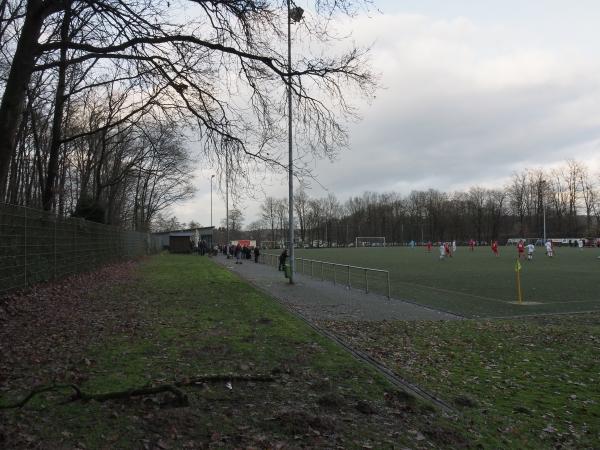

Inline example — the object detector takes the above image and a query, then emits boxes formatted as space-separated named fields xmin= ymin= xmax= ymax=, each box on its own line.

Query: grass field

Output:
xmin=286 ymin=246 xmax=600 ymax=318
xmin=323 ymin=316 xmax=600 ymax=449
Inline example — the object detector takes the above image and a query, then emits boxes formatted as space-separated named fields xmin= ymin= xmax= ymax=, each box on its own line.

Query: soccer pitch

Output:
xmin=290 ymin=246 xmax=600 ymax=318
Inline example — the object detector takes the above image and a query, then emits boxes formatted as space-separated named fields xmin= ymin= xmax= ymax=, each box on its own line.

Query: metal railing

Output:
xmin=260 ymin=253 xmax=391 ymax=299
xmin=0 ymin=203 xmax=161 ymax=296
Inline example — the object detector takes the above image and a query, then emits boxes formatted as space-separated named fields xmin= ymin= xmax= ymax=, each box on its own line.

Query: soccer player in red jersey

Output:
xmin=491 ymin=240 xmax=499 ymax=256
xmin=517 ymin=240 xmax=525 ymax=259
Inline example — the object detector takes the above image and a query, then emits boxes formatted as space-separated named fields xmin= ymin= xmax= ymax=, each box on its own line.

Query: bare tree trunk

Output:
xmin=43 ymin=4 xmax=71 ymax=211
xmin=0 ymin=0 xmax=48 ymax=198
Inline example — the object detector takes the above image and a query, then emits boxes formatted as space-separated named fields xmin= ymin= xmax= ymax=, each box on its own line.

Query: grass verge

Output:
xmin=1 ymin=254 xmax=469 ymax=449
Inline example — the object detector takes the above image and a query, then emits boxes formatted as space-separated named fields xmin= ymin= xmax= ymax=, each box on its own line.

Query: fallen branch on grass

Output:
xmin=0 ymin=374 xmax=276 ymax=410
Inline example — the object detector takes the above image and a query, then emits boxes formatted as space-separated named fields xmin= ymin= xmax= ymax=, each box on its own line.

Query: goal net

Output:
xmin=355 ymin=236 xmax=386 ymax=247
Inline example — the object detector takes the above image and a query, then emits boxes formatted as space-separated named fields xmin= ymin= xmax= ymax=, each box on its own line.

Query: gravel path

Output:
xmin=216 ymin=255 xmax=461 ymax=321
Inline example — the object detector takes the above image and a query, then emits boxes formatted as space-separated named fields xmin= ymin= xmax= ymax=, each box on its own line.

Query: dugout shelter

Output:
xmin=153 ymin=226 xmax=215 ymax=252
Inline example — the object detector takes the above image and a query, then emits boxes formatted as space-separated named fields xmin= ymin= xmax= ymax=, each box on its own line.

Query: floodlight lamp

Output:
xmin=290 ymin=6 xmax=304 ymax=23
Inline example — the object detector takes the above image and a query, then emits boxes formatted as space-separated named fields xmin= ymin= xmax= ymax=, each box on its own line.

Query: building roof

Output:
xmin=153 ymin=226 xmax=214 ymax=236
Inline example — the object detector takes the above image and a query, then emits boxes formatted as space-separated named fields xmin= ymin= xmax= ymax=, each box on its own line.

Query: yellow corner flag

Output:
xmin=515 ymin=258 xmax=523 ymax=304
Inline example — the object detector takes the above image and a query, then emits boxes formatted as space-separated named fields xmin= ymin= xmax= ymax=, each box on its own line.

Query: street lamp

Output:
xmin=225 ymin=148 xmax=229 ymax=253
xmin=210 ymin=174 xmax=215 ymax=228
xmin=542 ymin=180 xmax=547 ymax=243
xmin=287 ymin=1 xmax=303 ymax=284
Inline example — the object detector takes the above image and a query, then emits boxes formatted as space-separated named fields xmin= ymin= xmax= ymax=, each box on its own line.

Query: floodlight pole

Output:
xmin=225 ymin=147 xmax=229 ymax=246
xmin=287 ymin=1 xmax=303 ymax=284
xmin=542 ymin=180 xmax=547 ymax=243
xmin=210 ymin=174 xmax=215 ymax=228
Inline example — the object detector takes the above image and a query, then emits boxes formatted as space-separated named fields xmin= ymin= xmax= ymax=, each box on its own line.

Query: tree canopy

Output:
xmin=0 ymin=0 xmax=376 ymax=228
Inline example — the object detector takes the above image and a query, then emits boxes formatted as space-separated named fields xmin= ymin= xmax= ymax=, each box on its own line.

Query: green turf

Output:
xmin=1 ymin=254 xmax=468 ymax=449
xmin=277 ymin=246 xmax=600 ymax=318
xmin=324 ymin=316 xmax=600 ymax=449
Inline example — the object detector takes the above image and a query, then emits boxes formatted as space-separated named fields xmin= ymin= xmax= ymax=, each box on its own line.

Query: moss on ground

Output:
xmin=324 ymin=316 xmax=600 ymax=449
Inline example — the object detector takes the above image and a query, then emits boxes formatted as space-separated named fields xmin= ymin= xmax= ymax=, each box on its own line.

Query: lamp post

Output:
xmin=542 ymin=180 xmax=547 ymax=243
xmin=225 ymin=149 xmax=229 ymax=251
xmin=287 ymin=1 xmax=303 ymax=284
xmin=210 ymin=174 xmax=215 ymax=228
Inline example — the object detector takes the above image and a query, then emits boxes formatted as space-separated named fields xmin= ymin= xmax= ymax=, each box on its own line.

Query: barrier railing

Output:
xmin=260 ymin=253 xmax=391 ymax=299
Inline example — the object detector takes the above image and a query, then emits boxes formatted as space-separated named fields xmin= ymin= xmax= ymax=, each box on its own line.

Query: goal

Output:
xmin=355 ymin=236 xmax=386 ymax=247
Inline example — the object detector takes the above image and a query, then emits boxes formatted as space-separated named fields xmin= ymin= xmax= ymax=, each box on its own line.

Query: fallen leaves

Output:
xmin=318 ymin=315 xmax=600 ymax=448
xmin=0 ymin=255 xmax=480 ymax=449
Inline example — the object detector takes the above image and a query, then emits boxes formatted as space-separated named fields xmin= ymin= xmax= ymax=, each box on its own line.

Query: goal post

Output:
xmin=355 ymin=236 xmax=386 ymax=247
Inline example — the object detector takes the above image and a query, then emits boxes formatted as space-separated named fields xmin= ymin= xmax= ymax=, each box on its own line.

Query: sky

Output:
xmin=172 ymin=0 xmax=600 ymax=228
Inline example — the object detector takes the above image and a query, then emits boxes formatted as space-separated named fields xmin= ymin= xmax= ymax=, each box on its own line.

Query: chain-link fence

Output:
xmin=0 ymin=203 xmax=161 ymax=296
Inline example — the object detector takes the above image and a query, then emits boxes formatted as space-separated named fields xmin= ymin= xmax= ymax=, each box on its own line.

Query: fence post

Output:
xmin=347 ymin=265 xmax=351 ymax=289
xmin=365 ymin=269 xmax=368 ymax=294
xmin=311 ymin=260 xmax=313 ymax=277
xmin=333 ymin=264 xmax=336 ymax=285
xmin=321 ymin=262 xmax=324 ymax=281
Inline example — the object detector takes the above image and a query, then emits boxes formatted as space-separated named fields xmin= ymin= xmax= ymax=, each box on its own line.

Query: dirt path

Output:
xmin=217 ymin=255 xmax=461 ymax=322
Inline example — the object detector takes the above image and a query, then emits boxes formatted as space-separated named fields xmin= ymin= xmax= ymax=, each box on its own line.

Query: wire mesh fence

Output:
xmin=260 ymin=253 xmax=391 ymax=299
xmin=0 ymin=203 xmax=161 ymax=296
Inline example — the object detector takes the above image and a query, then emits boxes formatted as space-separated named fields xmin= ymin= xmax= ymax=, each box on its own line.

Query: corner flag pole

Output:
xmin=515 ymin=259 xmax=523 ymax=304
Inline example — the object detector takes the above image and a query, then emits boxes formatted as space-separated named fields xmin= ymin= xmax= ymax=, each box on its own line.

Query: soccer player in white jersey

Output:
xmin=527 ymin=243 xmax=535 ymax=260
xmin=545 ymin=240 xmax=553 ymax=257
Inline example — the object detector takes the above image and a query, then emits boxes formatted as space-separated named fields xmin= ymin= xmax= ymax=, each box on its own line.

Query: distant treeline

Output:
xmin=241 ymin=160 xmax=599 ymax=244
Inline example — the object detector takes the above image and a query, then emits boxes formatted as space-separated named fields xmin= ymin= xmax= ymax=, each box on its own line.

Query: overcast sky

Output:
xmin=172 ymin=0 xmax=600 ymax=228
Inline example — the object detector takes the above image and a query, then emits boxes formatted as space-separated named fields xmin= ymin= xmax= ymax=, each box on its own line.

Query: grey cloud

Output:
xmin=174 ymin=13 xmax=600 ymax=225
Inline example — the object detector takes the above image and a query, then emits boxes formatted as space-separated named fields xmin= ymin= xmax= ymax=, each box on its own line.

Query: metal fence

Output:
xmin=260 ymin=253 xmax=391 ymax=299
xmin=0 ymin=203 xmax=161 ymax=296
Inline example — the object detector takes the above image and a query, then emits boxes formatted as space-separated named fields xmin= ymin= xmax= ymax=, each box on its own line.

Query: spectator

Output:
xmin=235 ymin=243 xmax=242 ymax=264
xmin=278 ymin=249 xmax=288 ymax=271
xmin=254 ymin=246 xmax=260 ymax=263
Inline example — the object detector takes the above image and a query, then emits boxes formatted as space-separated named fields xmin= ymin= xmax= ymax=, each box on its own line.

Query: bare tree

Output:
xmin=578 ymin=165 xmax=596 ymax=235
xmin=0 ymin=0 xmax=377 ymax=207
xmin=260 ymin=196 xmax=278 ymax=243
xmin=564 ymin=159 xmax=583 ymax=235
xmin=229 ymin=208 xmax=244 ymax=232
xmin=294 ymin=188 xmax=309 ymax=243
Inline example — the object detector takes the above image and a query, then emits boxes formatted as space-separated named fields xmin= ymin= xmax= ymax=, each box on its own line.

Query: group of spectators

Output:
xmin=193 ymin=240 xmax=211 ymax=256
xmin=219 ymin=243 xmax=260 ymax=264
xmin=216 ymin=243 xmax=290 ymax=272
